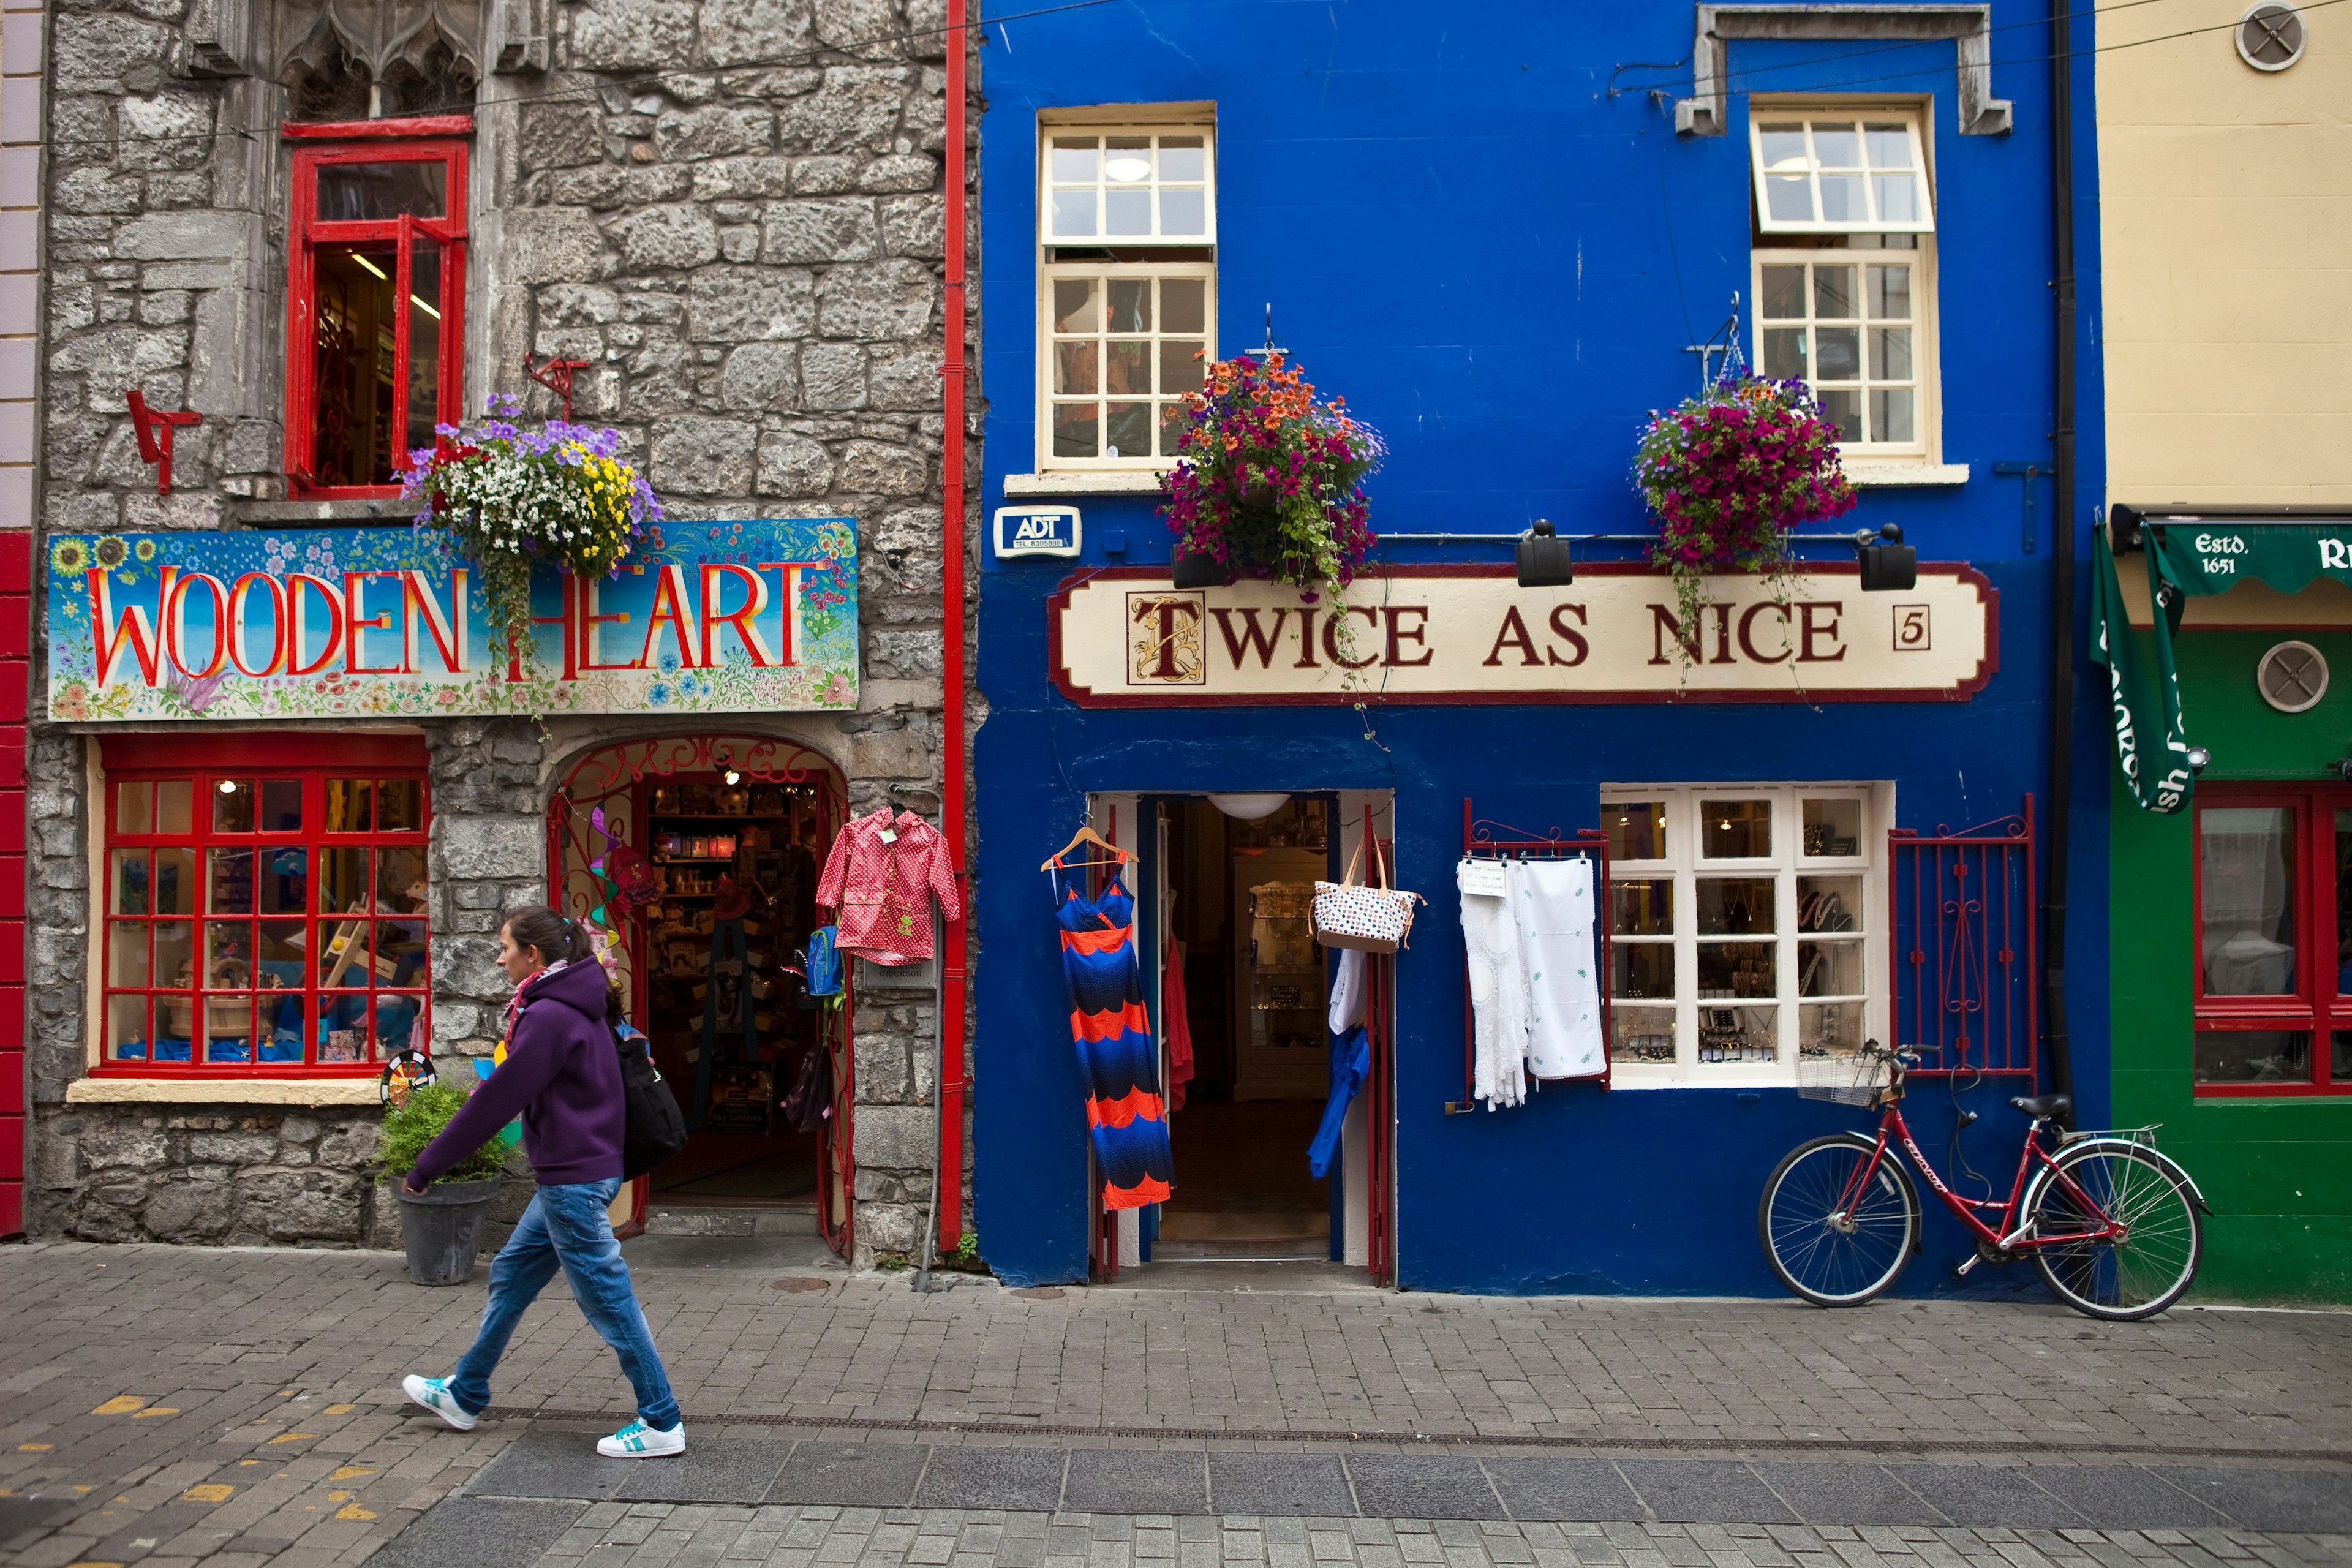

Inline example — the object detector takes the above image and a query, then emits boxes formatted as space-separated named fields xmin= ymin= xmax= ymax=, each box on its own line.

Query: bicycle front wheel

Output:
xmin=2027 ymin=1144 xmax=2203 ymax=1321
xmin=1758 ymin=1134 xmax=1920 ymax=1306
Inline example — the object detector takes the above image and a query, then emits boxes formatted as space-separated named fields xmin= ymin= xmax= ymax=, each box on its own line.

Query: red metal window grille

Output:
xmin=285 ymin=130 xmax=469 ymax=499
xmin=1887 ymin=800 xmax=2038 ymax=1080
xmin=97 ymin=736 xmax=431 ymax=1077
xmin=2192 ymin=785 xmax=2352 ymax=1096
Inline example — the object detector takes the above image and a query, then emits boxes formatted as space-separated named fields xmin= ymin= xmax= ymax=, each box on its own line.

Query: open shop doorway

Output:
xmin=1082 ymin=791 xmax=1393 ymax=1279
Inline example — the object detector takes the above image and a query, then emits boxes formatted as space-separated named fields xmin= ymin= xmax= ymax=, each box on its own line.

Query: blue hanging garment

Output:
xmin=1308 ymin=1025 xmax=1371 ymax=1179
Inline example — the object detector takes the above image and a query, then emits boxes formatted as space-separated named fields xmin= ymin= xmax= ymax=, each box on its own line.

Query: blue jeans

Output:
xmin=449 ymin=1178 xmax=680 ymax=1429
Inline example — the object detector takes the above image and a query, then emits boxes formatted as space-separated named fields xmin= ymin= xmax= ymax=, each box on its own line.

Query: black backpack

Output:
xmin=780 ymin=1039 xmax=833 ymax=1135
xmin=614 ymin=1026 xmax=688 ymax=1178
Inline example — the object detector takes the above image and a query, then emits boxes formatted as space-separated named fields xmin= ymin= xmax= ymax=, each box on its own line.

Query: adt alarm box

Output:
xmin=993 ymin=505 xmax=1082 ymax=559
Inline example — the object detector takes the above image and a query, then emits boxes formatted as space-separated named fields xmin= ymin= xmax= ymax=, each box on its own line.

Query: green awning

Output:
xmin=2091 ymin=510 xmax=2352 ymax=814
xmin=2144 ymin=514 xmax=2352 ymax=598
xmin=2090 ymin=526 xmax=2195 ymax=815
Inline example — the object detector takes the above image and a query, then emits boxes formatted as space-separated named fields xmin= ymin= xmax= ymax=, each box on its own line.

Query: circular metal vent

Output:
xmin=2258 ymin=640 xmax=2329 ymax=713
xmin=2238 ymin=2 xmax=2309 ymax=70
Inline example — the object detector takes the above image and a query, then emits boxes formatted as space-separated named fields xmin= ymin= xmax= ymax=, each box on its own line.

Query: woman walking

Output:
xmin=399 ymin=907 xmax=685 ymax=1458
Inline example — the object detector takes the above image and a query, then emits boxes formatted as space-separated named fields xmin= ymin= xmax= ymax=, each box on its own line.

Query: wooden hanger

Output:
xmin=1041 ymin=823 xmax=1131 ymax=872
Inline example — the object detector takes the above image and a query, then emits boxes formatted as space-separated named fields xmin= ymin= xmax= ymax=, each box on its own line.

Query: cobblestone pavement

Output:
xmin=367 ymin=1506 xmax=2352 ymax=1568
xmin=1 ymin=1242 xmax=2348 ymax=1568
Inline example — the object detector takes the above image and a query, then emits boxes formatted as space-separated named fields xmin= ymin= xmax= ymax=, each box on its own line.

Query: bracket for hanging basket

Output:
xmin=524 ymin=352 xmax=592 ymax=421
xmin=126 ymin=389 xmax=202 ymax=496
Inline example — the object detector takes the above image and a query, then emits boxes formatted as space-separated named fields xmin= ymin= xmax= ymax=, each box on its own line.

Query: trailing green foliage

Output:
xmin=375 ymin=1082 xmax=508 ymax=1187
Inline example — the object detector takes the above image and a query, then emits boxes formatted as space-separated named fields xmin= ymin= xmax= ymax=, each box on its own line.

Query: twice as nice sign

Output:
xmin=47 ymin=520 xmax=860 ymax=722
xmin=1051 ymin=565 xmax=1996 ymax=706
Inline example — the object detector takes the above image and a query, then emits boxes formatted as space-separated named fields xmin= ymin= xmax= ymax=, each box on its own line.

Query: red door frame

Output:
xmin=546 ymin=734 xmax=855 ymax=1251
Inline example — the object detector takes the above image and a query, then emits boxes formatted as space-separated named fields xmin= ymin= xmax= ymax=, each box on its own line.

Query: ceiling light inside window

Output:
xmin=347 ymin=251 xmax=388 ymax=281
xmin=219 ymin=780 xmax=239 ymax=794
xmin=1103 ymin=156 xmax=1152 ymax=182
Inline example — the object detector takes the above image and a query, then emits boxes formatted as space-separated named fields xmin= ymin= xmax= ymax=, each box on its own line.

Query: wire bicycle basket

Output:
xmin=1795 ymin=1048 xmax=1893 ymax=1106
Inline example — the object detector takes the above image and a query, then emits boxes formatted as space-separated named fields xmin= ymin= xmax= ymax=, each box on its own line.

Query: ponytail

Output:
xmin=502 ymin=905 xmax=597 ymax=969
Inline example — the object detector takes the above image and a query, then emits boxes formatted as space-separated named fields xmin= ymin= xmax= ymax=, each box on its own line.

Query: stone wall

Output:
xmin=32 ymin=1104 xmax=393 ymax=1246
xmin=25 ymin=0 xmax=979 ymax=1262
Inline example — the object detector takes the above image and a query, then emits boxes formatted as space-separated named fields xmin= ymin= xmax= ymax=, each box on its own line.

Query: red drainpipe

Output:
xmin=936 ymin=0 xmax=970 ymax=1254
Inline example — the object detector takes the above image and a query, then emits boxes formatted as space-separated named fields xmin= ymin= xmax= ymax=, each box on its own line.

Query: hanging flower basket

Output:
xmin=398 ymin=395 xmax=663 ymax=668
xmin=1632 ymin=375 xmax=1857 ymax=663
xmin=1159 ymin=351 xmax=1385 ymax=595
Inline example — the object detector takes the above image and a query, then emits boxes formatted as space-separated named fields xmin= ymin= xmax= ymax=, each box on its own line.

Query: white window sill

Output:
xmin=1607 ymin=1066 xmax=1799 ymax=1091
xmin=1844 ymin=460 xmax=1970 ymax=488
xmin=1005 ymin=471 xmax=1169 ymax=497
xmin=66 ymin=1076 xmax=383 ymax=1106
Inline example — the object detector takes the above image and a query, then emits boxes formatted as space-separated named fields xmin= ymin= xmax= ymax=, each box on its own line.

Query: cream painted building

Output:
xmin=2098 ymin=0 xmax=2351 ymax=503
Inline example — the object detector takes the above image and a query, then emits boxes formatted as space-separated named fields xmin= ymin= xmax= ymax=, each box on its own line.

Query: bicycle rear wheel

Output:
xmin=1758 ymin=1134 xmax=1920 ymax=1306
xmin=2026 ymin=1144 xmax=2203 ymax=1321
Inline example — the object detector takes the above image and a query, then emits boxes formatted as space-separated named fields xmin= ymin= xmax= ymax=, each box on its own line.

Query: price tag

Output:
xmin=1458 ymin=858 xmax=1507 ymax=898
xmin=878 ymin=826 xmax=898 ymax=844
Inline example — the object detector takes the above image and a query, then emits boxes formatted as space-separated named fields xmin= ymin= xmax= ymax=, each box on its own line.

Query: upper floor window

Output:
xmin=1038 ymin=119 xmax=1216 ymax=472
xmin=2193 ymin=786 xmax=2352 ymax=1096
xmin=1749 ymin=106 xmax=1937 ymax=457
xmin=286 ymin=135 xmax=469 ymax=497
xmin=98 ymin=737 xmax=431 ymax=1076
xmin=1604 ymin=785 xmax=1889 ymax=1085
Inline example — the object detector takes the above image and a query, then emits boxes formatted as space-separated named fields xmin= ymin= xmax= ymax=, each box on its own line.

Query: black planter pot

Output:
xmin=394 ymin=1178 xmax=501 ymax=1286
xmin=1171 ymin=548 xmax=1228 ymax=589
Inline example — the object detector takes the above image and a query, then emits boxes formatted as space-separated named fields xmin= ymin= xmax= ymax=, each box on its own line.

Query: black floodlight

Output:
xmin=1171 ymin=547 xmax=1226 ymax=589
xmin=1516 ymin=518 xmax=1574 ymax=588
xmin=1857 ymin=522 xmax=1916 ymax=592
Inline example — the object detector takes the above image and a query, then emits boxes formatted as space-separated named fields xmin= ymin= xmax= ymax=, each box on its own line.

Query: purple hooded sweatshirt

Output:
xmin=412 ymin=960 xmax=625 ymax=1187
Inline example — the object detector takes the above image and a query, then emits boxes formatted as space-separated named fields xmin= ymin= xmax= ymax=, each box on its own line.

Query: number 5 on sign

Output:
xmin=1893 ymin=604 xmax=1931 ymax=651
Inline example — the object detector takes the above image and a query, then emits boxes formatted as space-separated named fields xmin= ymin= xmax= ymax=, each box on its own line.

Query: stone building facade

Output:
xmin=23 ymin=0 xmax=978 ymax=1262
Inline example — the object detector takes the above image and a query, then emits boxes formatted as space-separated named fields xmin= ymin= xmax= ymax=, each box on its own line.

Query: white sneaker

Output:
xmin=401 ymin=1374 xmax=479 ymax=1431
xmin=597 ymin=1419 xmax=686 ymax=1458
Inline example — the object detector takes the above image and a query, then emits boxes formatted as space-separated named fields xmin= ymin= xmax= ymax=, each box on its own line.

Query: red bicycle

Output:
xmin=1759 ymin=1043 xmax=2208 ymax=1321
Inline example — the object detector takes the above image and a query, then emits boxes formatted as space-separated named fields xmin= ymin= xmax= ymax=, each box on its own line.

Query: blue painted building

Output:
xmin=971 ymin=1 xmax=2109 ymax=1294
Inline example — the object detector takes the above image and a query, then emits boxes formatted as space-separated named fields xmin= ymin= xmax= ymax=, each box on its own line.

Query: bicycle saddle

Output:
xmin=2009 ymin=1093 xmax=2071 ymax=1120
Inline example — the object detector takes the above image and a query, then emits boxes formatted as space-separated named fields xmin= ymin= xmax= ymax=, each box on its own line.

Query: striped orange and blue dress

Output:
xmin=1053 ymin=863 xmax=1174 ymax=1210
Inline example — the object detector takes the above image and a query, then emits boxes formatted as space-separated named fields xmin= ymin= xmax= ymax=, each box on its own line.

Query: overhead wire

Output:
xmin=1657 ymin=0 xmax=2346 ymax=105
xmin=1606 ymin=0 xmax=2185 ymax=97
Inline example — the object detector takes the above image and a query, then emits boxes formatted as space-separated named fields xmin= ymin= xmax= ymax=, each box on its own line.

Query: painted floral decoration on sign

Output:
xmin=1632 ymin=375 xmax=1856 ymax=665
xmin=1159 ymin=351 xmax=1386 ymax=594
xmin=400 ymin=394 xmax=663 ymax=669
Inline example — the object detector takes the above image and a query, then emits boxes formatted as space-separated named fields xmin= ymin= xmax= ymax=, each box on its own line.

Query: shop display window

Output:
xmin=1748 ymin=104 xmax=1937 ymax=458
xmin=99 ymin=739 xmax=430 ymax=1074
xmin=1037 ymin=119 xmax=1216 ymax=472
xmin=2190 ymin=788 xmax=2352 ymax=1095
xmin=1603 ymin=785 xmax=1886 ymax=1082
xmin=285 ymin=134 xmax=468 ymax=497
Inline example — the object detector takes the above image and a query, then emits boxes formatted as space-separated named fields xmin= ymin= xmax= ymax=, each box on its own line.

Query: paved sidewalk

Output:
xmin=371 ymin=1504 xmax=2352 ymax=1568
xmin=1 ymin=1241 xmax=2348 ymax=1568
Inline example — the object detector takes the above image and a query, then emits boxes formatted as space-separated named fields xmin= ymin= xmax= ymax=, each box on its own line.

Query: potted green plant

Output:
xmin=1632 ymin=374 xmax=1856 ymax=666
xmin=1158 ymin=351 xmax=1385 ymax=643
xmin=377 ymin=1082 xmax=510 ymax=1286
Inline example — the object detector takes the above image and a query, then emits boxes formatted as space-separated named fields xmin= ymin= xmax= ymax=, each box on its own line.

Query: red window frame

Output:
xmin=96 ymin=735 xmax=431 ymax=1079
xmin=285 ymin=123 xmax=470 ymax=499
xmin=2191 ymin=783 xmax=2352 ymax=1096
